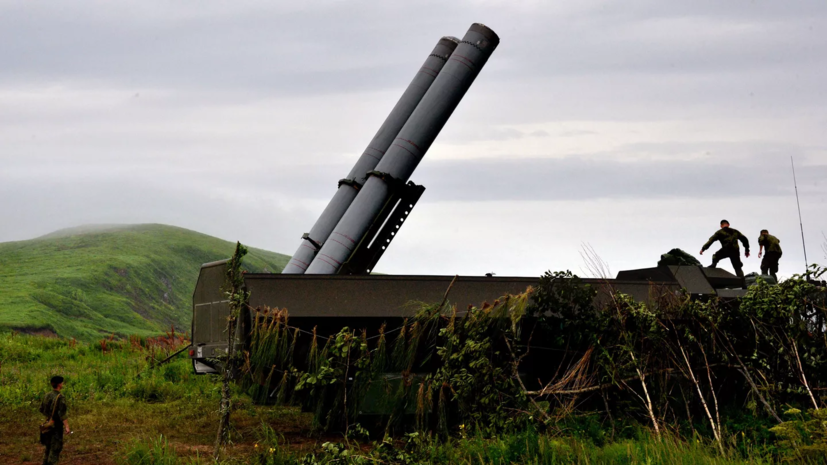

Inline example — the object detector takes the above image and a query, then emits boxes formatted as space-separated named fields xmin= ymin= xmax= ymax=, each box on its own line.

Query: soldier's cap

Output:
xmin=720 ymin=219 xmax=729 ymax=225
xmin=50 ymin=375 xmax=64 ymax=387
xmin=761 ymin=229 xmax=768 ymax=234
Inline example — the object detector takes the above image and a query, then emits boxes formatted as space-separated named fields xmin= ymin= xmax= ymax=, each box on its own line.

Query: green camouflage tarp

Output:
xmin=658 ymin=248 xmax=702 ymax=267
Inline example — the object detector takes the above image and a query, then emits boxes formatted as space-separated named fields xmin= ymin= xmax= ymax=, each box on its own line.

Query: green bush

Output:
xmin=127 ymin=374 xmax=187 ymax=403
xmin=770 ymin=408 xmax=827 ymax=462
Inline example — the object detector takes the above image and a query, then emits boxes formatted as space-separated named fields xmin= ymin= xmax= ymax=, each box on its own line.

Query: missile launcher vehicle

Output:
xmin=189 ymin=23 xmax=751 ymax=377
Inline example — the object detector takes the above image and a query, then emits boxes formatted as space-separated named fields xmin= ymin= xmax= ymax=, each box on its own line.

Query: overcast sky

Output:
xmin=2 ymin=0 xmax=825 ymax=279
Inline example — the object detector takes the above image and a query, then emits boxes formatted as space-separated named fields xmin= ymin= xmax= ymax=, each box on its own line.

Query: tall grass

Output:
xmin=119 ymin=436 xmax=201 ymax=465
xmin=120 ymin=429 xmax=782 ymax=465
xmin=417 ymin=432 xmax=774 ymax=465
xmin=0 ymin=332 xmax=215 ymax=408
xmin=4 ymin=332 xmax=817 ymax=464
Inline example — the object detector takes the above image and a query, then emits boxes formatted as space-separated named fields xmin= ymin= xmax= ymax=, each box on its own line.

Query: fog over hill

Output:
xmin=36 ymin=224 xmax=138 ymax=240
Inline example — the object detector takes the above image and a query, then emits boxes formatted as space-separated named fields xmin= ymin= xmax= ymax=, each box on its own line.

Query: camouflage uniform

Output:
xmin=758 ymin=234 xmax=782 ymax=278
xmin=701 ymin=227 xmax=750 ymax=277
xmin=39 ymin=390 xmax=67 ymax=465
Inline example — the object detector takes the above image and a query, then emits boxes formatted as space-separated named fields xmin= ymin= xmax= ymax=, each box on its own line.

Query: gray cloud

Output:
xmin=5 ymin=142 xmax=823 ymax=206
xmin=416 ymin=154 xmax=827 ymax=202
xmin=0 ymin=175 xmax=316 ymax=251
xmin=4 ymin=1 xmax=826 ymax=95
xmin=1 ymin=0 xmax=826 ymax=278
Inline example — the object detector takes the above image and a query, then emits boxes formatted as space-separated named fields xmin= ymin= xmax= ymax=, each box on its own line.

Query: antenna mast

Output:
xmin=791 ymin=156 xmax=809 ymax=271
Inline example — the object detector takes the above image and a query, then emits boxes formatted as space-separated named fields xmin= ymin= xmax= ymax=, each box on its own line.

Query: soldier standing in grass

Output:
xmin=699 ymin=219 xmax=750 ymax=278
xmin=39 ymin=376 xmax=69 ymax=465
xmin=757 ymin=229 xmax=783 ymax=280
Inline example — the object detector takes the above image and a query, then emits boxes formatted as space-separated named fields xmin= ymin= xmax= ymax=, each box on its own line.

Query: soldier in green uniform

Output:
xmin=757 ymin=229 xmax=782 ymax=279
xmin=39 ymin=376 xmax=69 ymax=465
xmin=699 ymin=219 xmax=750 ymax=277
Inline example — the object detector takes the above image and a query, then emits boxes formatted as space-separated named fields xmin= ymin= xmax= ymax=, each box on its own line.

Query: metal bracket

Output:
xmin=301 ymin=233 xmax=322 ymax=251
xmin=338 ymin=178 xmax=362 ymax=190
xmin=338 ymin=180 xmax=426 ymax=275
xmin=365 ymin=170 xmax=405 ymax=190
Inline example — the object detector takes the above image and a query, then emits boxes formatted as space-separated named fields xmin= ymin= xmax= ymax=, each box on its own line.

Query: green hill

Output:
xmin=0 ymin=224 xmax=289 ymax=340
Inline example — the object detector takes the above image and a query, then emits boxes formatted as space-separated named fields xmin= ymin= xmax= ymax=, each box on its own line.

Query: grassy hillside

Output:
xmin=0 ymin=224 xmax=289 ymax=340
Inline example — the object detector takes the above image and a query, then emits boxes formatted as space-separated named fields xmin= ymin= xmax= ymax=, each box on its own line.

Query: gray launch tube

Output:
xmin=305 ymin=24 xmax=499 ymax=274
xmin=282 ymin=36 xmax=460 ymax=274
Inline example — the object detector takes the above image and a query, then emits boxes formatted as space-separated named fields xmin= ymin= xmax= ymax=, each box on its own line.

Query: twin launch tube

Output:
xmin=282 ymin=36 xmax=461 ymax=274
xmin=304 ymin=24 xmax=500 ymax=274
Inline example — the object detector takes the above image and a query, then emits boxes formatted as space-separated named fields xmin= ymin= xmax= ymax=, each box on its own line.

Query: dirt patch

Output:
xmin=0 ymin=403 xmax=326 ymax=465
xmin=129 ymin=302 xmax=152 ymax=320
xmin=12 ymin=327 xmax=58 ymax=338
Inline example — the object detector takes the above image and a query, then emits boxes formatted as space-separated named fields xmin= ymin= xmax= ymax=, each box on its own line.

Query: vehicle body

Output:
xmin=189 ymin=261 xmax=751 ymax=374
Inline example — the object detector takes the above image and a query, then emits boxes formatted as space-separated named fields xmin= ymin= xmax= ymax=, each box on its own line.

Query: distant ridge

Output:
xmin=0 ymin=224 xmax=289 ymax=340
xmin=36 ymin=224 xmax=137 ymax=240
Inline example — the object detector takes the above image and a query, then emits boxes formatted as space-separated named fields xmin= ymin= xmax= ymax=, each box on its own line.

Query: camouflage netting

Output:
xmin=657 ymin=248 xmax=702 ymax=267
xmin=236 ymin=265 xmax=827 ymax=463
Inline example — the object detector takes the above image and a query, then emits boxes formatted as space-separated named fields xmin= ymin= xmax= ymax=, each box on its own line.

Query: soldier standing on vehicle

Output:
xmin=699 ymin=219 xmax=750 ymax=278
xmin=39 ymin=376 xmax=69 ymax=465
xmin=757 ymin=229 xmax=782 ymax=280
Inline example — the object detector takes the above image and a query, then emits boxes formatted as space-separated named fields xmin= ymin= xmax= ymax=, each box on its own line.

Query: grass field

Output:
xmin=1 ymin=333 xmax=807 ymax=465
xmin=0 ymin=332 xmax=320 ymax=465
xmin=0 ymin=224 xmax=289 ymax=340
xmin=3 ymin=227 xmax=823 ymax=464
